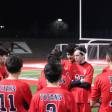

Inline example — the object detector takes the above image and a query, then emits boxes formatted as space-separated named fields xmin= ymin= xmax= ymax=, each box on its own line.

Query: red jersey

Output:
xmin=61 ymin=59 xmax=72 ymax=71
xmin=61 ymin=59 xmax=73 ymax=79
xmin=29 ymin=87 xmax=75 ymax=112
xmin=58 ymin=69 xmax=71 ymax=90
xmin=70 ymin=62 xmax=94 ymax=103
xmin=91 ymin=70 xmax=112 ymax=112
xmin=37 ymin=69 xmax=71 ymax=91
xmin=0 ymin=79 xmax=32 ymax=112
xmin=102 ymin=66 xmax=109 ymax=73
xmin=37 ymin=70 xmax=47 ymax=91
xmin=0 ymin=64 xmax=8 ymax=80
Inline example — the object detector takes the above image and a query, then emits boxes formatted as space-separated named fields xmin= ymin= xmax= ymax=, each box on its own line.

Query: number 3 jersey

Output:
xmin=0 ymin=79 xmax=32 ymax=112
xmin=91 ymin=70 xmax=112 ymax=112
xmin=70 ymin=62 xmax=94 ymax=103
xmin=29 ymin=87 xmax=75 ymax=112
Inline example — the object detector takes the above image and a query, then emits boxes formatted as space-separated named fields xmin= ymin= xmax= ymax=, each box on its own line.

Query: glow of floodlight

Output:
xmin=57 ymin=18 xmax=62 ymax=22
xmin=0 ymin=25 xmax=5 ymax=29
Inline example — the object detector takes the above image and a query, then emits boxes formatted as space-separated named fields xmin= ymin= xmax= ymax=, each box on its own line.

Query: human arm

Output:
xmin=90 ymin=75 xmax=101 ymax=107
xmin=22 ymin=83 xmax=32 ymax=110
xmin=28 ymin=95 xmax=38 ymax=112
xmin=37 ymin=70 xmax=47 ymax=91
xmin=70 ymin=79 xmax=91 ymax=89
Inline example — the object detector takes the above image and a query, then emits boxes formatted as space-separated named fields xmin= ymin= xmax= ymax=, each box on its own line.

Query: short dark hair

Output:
xmin=44 ymin=63 xmax=62 ymax=83
xmin=50 ymin=48 xmax=62 ymax=57
xmin=75 ymin=46 xmax=86 ymax=55
xmin=66 ymin=44 xmax=77 ymax=55
xmin=6 ymin=54 xmax=23 ymax=73
xmin=47 ymin=48 xmax=62 ymax=64
xmin=0 ymin=46 xmax=9 ymax=56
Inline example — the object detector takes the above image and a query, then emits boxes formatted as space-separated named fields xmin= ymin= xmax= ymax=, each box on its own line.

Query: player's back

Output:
xmin=37 ymin=67 xmax=71 ymax=91
xmin=0 ymin=79 xmax=32 ymax=112
xmin=29 ymin=87 xmax=75 ymax=112
xmin=37 ymin=72 xmax=71 ymax=91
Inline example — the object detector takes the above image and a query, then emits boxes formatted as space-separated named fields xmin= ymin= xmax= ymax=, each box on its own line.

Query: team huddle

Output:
xmin=0 ymin=43 xmax=112 ymax=112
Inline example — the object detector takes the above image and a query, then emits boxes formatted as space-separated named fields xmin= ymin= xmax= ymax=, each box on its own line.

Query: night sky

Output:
xmin=0 ymin=0 xmax=75 ymax=32
xmin=83 ymin=0 xmax=112 ymax=28
xmin=82 ymin=0 xmax=112 ymax=39
xmin=0 ymin=0 xmax=112 ymax=39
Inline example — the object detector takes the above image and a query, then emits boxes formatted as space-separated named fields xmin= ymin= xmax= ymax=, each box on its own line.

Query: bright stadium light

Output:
xmin=0 ymin=25 xmax=5 ymax=29
xmin=49 ymin=18 xmax=68 ymax=36
xmin=57 ymin=18 xmax=62 ymax=22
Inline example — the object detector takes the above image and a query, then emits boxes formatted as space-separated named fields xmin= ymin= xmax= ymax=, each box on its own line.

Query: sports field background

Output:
xmin=20 ymin=61 xmax=107 ymax=112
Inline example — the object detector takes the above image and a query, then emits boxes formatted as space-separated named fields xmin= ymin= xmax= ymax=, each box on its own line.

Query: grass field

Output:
xmin=21 ymin=64 xmax=106 ymax=112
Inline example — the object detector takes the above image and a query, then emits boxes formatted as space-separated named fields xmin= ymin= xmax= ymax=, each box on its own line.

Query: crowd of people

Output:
xmin=0 ymin=43 xmax=112 ymax=112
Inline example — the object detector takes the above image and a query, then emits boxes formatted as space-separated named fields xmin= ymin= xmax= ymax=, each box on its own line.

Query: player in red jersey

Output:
xmin=70 ymin=46 xmax=94 ymax=112
xmin=0 ymin=46 xmax=9 ymax=80
xmin=37 ymin=69 xmax=71 ymax=91
xmin=37 ymin=48 xmax=71 ymax=90
xmin=62 ymin=44 xmax=77 ymax=74
xmin=0 ymin=54 xmax=32 ymax=112
xmin=90 ymin=43 xmax=112 ymax=112
xmin=29 ymin=63 xmax=75 ymax=112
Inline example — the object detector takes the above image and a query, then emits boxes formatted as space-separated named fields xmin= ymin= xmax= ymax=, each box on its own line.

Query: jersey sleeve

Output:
xmin=102 ymin=66 xmax=108 ymax=73
xmin=21 ymin=83 xmax=32 ymax=106
xmin=37 ymin=78 xmax=44 ymax=91
xmin=84 ymin=65 xmax=94 ymax=84
xmin=37 ymin=70 xmax=47 ymax=91
xmin=59 ymin=70 xmax=71 ymax=90
xmin=28 ymin=95 xmax=38 ymax=112
xmin=91 ymin=75 xmax=101 ymax=101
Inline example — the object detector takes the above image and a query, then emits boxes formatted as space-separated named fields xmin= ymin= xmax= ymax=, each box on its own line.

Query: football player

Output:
xmin=90 ymin=43 xmax=112 ymax=112
xmin=0 ymin=54 xmax=32 ymax=112
xmin=70 ymin=46 xmax=94 ymax=112
xmin=29 ymin=63 xmax=75 ymax=112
